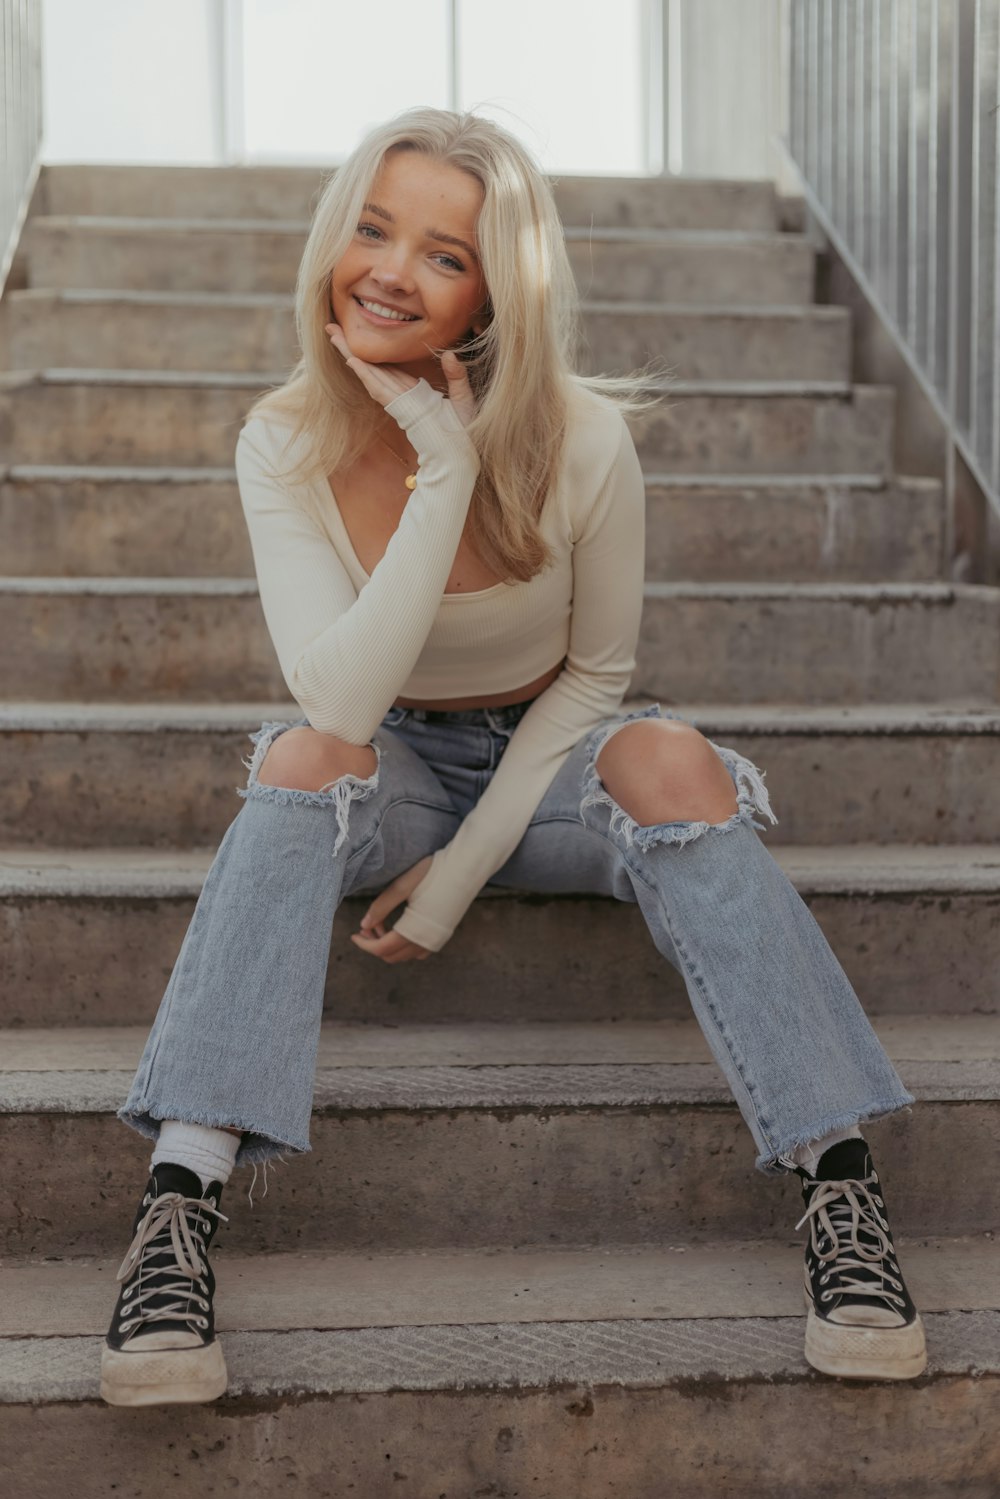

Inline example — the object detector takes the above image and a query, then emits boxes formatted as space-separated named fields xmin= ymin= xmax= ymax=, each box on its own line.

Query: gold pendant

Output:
xmin=405 ymin=473 xmax=417 ymax=490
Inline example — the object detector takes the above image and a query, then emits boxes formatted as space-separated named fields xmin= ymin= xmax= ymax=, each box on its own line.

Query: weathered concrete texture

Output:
xmin=0 ymin=469 xmax=945 ymax=582
xmin=1 ymin=1317 xmax=998 ymax=1498
xmin=8 ymin=225 xmax=810 ymax=303
xmin=2 ymin=1059 xmax=996 ymax=1116
xmin=5 ymin=1310 xmax=999 ymax=1401
xmin=3 ymin=1097 xmax=997 ymax=1256
xmin=635 ymin=583 xmax=1000 ymax=704
xmin=5 ymin=1013 xmax=999 ymax=1073
xmin=1 ymin=294 xmax=842 ymax=379
xmin=3 ymin=703 xmax=998 ymax=847
xmin=628 ymin=383 xmax=896 ymax=474
xmin=2 ymin=1236 xmax=994 ymax=1337
xmin=0 ymin=373 xmax=897 ymax=471
xmin=2 ymin=577 xmax=997 ymax=703
xmin=565 ymin=232 xmax=816 ymax=304
xmin=577 ymin=304 xmax=851 ymax=381
xmin=37 ymin=163 xmax=781 ymax=229
xmin=643 ymin=476 xmax=946 ymax=582
xmin=1 ymin=844 xmax=997 ymax=1028
xmin=0 ymin=468 xmax=253 ymax=578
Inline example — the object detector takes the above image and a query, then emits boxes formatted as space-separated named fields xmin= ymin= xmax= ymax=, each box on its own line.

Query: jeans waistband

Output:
xmin=400 ymin=697 xmax=537 ymax=729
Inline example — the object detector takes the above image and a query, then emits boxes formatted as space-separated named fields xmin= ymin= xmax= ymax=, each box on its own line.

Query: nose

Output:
xmin=370 ymin=245 xmax=416 ymax=295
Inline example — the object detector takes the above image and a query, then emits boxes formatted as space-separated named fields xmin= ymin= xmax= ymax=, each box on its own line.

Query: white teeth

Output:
xmin=358 ymin=298 xmax=418 ymax=322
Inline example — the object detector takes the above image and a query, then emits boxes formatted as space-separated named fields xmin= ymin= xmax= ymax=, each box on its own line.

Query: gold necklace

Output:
xmin=376 ymin=433 xmax=417 ymax=491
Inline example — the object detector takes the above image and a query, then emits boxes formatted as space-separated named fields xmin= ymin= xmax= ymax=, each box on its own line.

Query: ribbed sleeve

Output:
xmin=236 ymin=377 xmax=480 ymax=744
xmin=392 ymin=414 xmax=647 ymax=952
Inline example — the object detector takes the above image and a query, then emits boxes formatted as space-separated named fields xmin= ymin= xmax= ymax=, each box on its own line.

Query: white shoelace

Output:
xmin=115 ymin=1190 xmax=229 ymax=1336
xmin=795 ymin=1170 xmax=907 ymax=1311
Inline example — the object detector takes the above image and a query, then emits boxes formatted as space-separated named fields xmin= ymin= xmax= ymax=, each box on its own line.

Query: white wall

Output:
xmin=40 ymin=0 xmax=647 ymax=173
xmin=38 ymin=0 xmax=790 ymax=179
xmin=41 ymin=0 xmax=223 ymax=164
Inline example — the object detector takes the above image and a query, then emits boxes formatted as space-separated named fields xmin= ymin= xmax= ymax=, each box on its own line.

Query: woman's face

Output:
xmin=329 ymin=149 xmax=489 ymax=389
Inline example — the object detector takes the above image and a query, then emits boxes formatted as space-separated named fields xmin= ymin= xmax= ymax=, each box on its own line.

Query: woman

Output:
xmin=101 ymin=107 xmax=926 ymax=1407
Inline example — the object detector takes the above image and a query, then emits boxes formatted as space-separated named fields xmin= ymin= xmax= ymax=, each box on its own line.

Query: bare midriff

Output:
xmin=393 ymin=655 xmax=566 ymax=711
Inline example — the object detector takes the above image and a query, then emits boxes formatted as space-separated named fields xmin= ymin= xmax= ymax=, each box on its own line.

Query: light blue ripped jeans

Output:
xmin=119 ymin=698 xmax=916 ymax=1178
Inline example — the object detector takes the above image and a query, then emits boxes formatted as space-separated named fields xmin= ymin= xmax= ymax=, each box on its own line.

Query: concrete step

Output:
xmin=1 ymin=578 xmax=995 ymax=704
xmin=2 ymin=1015 xmax=997 ymax=1256
xmin=2 ymin=842 xmax=996 ymax=1031
xmin=0 ymin=369 xmax=895 ymax=474
xmin=641 ymin=473 xmax=945 ymax=581
xmin=0 ymin=289 xmax=846 ymax=381
xmin=14 ymin=221 xmax=814 ymax=304
xmin=0 ymin=466 xmax=946 ymax=583
xmin=2 ymin=700 xmax=996 ymax=850
xmin=5 ymin=1241 xmax=994 ymax=1497
xmin=579 ymin=302 xmax=849 ymax=380
xmin=36 ymin=163 xmax=783 ymax=230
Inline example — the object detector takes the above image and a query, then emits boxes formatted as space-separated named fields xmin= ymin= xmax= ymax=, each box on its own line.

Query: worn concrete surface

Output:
xmin=4 ymin=1368 xmax=998 ymax=1499
xmin=0 ymin=468 xmax=945 ymax=581
xmin=4 ymin=1012 xmax=999 ymax=1073
xmin=37 ymin=163 xmax=782 ymax=228
xmin=1 ymin=1236 xmax=996 ymax=1338
xmin=2 ymin=576 xmax=997 ymax=703
xmin=4 ymin=702 xmax=999 ymax=848
xmin=2 ymin=296 xmax=852 ymax=380
xmin=3 ymin=1098 xmax=997 ymax=1255
xmin=0 ymin=846 xmax=997 ymax=1029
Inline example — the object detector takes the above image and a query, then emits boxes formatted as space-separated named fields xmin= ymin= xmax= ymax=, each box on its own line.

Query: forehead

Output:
xmin=371 ymin=151 xmax=484 ymax=229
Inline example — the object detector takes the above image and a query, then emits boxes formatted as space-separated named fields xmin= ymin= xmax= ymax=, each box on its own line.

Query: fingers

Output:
xmin=327 ymin=323 xmax=423 ymax=408
xmin=439 ymin=349 xmax=477 ymax=426
xmin=349 ymin=928 xmax=430 ymax=963
xmin=441 ymin=349 xmax=473 ymax=389
xmin=326 ymin=322 xmax=474 ymax=420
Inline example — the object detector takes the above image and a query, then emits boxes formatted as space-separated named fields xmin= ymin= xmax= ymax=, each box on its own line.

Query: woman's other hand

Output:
xmin=349 ymin=854 xmax=434 ymax=964
xmin=327 ymin=323 xmax=477 ymax=429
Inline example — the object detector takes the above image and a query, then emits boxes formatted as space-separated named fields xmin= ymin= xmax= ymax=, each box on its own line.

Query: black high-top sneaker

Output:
xmin=100 ymin=1162 xmax=229 ymax=1406
xmin=790 ymin=1136 xmax=927 ymax=1380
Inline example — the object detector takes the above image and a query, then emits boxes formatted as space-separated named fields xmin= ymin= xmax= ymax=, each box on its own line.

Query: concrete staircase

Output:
xmin=1 ymin=166 xmax=998 ymax=1497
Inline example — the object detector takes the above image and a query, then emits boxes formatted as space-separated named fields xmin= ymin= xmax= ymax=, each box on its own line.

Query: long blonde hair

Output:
xmin=245 ymin=106 xmax=670 ymax=584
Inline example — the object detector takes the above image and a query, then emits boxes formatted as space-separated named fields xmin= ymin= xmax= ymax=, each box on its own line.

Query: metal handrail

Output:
xmin=783 ymin=0 xmax=1000 ymax=560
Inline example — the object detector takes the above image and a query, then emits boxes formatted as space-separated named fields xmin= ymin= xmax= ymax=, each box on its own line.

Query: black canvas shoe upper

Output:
xmin=105 ymin=1162 xmax=228 ymax=1352
xmin=791 ymin=1137 xmax=919 ymax=1328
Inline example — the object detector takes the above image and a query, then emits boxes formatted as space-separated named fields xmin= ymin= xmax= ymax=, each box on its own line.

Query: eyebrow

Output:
xmin=361 ymin=202 xmax=479 ymax=264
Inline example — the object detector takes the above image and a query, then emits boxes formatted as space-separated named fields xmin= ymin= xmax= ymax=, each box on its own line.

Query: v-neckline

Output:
xmin=314 ymin=472 xmax=509 ymax=602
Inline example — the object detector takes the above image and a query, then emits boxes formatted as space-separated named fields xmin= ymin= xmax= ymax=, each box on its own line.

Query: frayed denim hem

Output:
xmin=578 ymin=703 xmax=780 ymax=851
xmin=117 ymin=1102 xmax=310 ymax=1171
xmin=235 ymin=717 xmax=382 ymax=859
xmin=757 ymin=1091 xmax=917 ymax=1178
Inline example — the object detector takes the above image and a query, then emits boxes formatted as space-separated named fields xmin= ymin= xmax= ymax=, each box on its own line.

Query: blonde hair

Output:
xmin=245 ymin=106 xmax=670 ymax=584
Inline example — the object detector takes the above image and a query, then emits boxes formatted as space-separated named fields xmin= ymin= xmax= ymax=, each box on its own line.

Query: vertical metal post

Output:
xmin=221 ymin=0 xmax=245 ymax=164
xmin=643 ymin=0 xmax=666 ymax=174
xmin=666 ymin=0 xmax=684 ymax=175
xmin=448 ymin=0 xmax=460 ymax=113
xmin=993 ymin=2 xmax=1000 ymax=496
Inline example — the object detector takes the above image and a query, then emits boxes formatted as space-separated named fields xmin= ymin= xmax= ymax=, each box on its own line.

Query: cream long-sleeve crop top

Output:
xmin=235 ymin=375 xmax=647 ymax=951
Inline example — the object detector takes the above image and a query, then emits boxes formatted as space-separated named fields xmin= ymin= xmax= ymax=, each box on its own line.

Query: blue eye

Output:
xmin=356 ymin=222 xmax=465 ymax=272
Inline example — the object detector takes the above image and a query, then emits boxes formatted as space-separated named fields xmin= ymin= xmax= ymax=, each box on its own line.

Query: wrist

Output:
xmin=385 ymin=379 xmax=480 ymax=476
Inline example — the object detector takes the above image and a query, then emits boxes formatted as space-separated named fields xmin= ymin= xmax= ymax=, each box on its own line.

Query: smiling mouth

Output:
xmin=353 ymin=295 xmax=421 ymax=324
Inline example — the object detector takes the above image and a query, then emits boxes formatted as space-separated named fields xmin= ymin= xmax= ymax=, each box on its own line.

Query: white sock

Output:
xmin=150 ymin=1119 xmax=241 ymax=1192
xmin=789 ymin=1124 xmax=863 ymax=1176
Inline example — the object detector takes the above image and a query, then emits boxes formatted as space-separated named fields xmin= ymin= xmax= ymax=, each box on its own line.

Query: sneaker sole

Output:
xmin=803 ymin=1300 xmax=928 ymax=1380
xmin=100 ymin=1338 xmax=228 ymax=1406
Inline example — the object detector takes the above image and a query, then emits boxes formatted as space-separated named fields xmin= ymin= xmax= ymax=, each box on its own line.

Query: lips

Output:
xmin=353 ymin=295 xmax=421 ymax=323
